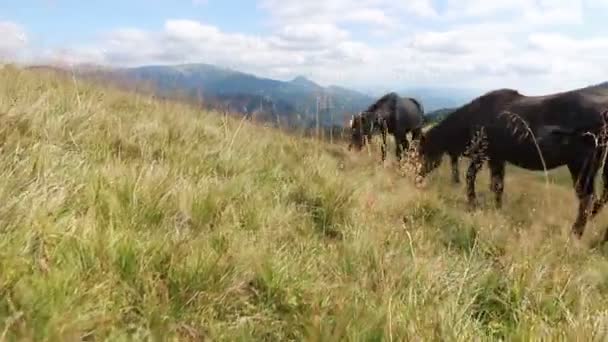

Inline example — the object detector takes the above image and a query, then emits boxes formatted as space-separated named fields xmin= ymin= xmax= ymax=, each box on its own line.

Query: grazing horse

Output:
xmin=348 ymin=92 xmax=424 ymax=161
xmin=417 ymin=87 xmax=608 ymax=241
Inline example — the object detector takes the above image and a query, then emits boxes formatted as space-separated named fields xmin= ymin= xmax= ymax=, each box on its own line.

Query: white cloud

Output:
xmin=443 ymin=0 xmax=522 ymax=17
xmin=0 ymin=21 xmax=28 ymax=62
xmin=2 ymin=0 xmax=608 ymax=95
xmin=34 ymin=16 xmax=608 ymax=95
xmin=523 ymin=0 xmax=584 ymax=26
xmin=585 ymin=0 xmax=608 ymax=8
xmin=343 ymin=9 xmax=396 ymax=28
xmin=410 ymin=27 xmax=515 ymax=55
xmin=528 ymin=33 xmax=608 ymax=53
xmin=526 ymin=33 xmax=608 ymax=82
xmin=258 ymin=0 xmax=437 ymax=29
xmin=401 ymin=0 xmax=438 ymax=18
xmin=271 ymin=23 xmax=350 ymax=50
xmin=442 ymin=0 xmax=583 ymax=25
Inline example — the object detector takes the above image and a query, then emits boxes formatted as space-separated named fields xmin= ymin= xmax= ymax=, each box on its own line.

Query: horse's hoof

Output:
xmin=570 ymin=227 xmax=584 ymax=240
xmin=467 ymin=202 xmax=478 ymax=212
xmin=591 ymin=204 xmax=603 ymax=218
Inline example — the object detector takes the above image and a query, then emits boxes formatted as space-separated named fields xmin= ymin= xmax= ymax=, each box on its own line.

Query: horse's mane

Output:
xmin=481 ymin=88 xmax=521 ymax=98
xmin=426 ymin=88 xmax=524 ymax=141
xmin=366 ymin=92 xmax=398 ymax=113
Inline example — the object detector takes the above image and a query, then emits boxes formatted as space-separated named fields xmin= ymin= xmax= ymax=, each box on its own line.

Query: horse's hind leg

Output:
xmin=466 ymin=155 xmax=484 ymax=210
xmin=568 ymin=157 xmax=600 ymax=238
xmin=411 ymin=127 xmax=423 ymax=142
xmin=450 ymin=154 xmax=460 ymax=184
xmin=395 ymin=134 xmax=409 ymax=161
xmin=592 ymin=149 xmax=608 ymax=218
xmin=489 ymin=159 xmax=505 ymax=209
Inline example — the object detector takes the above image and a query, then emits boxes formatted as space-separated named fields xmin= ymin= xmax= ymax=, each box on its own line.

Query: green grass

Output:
xmin=3 ymin=66 xmax=608 ymax=341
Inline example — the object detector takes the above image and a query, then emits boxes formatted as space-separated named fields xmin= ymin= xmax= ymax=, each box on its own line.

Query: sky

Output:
xmin=1 ymin=0 xmax=608 ymax=95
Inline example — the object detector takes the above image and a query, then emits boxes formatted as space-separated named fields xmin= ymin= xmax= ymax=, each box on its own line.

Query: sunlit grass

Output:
xmin=2 ymin=65 xmax=608 ymax=340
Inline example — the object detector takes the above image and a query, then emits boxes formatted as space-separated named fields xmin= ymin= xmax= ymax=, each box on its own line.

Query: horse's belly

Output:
xmin=506 ymin=156 xmax=559 ymax=170
xmin=508 ymin=157 xmax=564 ymax=170
xmin=495 ymin=143 xmax=569 ymax=171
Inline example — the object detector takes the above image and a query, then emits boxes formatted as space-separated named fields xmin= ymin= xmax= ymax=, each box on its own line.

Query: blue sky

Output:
xmin=1 ymin=1 xmax=267 ymax=43
xmin=1 ymin=0 xmax=608 ymax=94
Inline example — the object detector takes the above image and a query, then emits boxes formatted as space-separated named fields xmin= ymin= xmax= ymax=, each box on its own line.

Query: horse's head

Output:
xmin=415 ymin=132 xmax=443 ymax=180
xmin=349 ymin=112 xmax=374 ymax=151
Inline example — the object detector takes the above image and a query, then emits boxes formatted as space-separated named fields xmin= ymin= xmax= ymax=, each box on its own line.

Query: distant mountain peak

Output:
xmin=67 ymin=62 xmax=376 ymax=128
xmin=290 ymin=75 xmax=320 ymax=88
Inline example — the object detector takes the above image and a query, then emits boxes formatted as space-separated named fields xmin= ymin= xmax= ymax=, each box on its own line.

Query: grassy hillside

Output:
xmin=3 ymin=66 xmax=608 ymax=341
xmin=76 ymin=64 xmax=375 ymax=128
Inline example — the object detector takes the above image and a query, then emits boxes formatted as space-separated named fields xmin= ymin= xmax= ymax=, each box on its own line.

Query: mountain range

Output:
xmin=77 ymin=64 xmax=376 ymax=128
xmin=27 ymin=62 xmax=607 ymax=129
xmin=69 ymin=63 xmax=481 ymax=128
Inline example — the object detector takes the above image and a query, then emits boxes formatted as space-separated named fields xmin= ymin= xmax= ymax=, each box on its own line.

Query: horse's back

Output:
xmin=395 ymin=97 xmax=424 ymax=129
xmin=457 ymin=88 xmax=524 ymax=125
xmin=509 ymin=89 xmax=606 ymax=123
xmin=579 ymin=87 xmax=608 ymax=111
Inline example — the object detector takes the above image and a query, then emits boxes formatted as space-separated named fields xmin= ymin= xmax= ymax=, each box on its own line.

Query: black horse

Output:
xmin=417 ymin=87 xmax=608 ymax=241
xmin=348 ymin=92 xmax=424 ymax=161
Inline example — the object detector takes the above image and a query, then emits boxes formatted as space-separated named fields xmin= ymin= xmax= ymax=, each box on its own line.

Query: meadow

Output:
xmin=2 ymin=66 xmax=608 ymax=341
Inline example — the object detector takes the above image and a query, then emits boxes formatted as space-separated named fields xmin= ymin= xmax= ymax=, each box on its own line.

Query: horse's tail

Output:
xmin=409 ymin=97 xmax=425 ymax=115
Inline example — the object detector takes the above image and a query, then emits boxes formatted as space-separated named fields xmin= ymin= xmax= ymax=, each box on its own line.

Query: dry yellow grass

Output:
xmin=2 ymin=65 xmax=608 ymax=340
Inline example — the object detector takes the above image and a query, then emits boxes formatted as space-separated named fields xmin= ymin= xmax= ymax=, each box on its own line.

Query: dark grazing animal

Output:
xmin=417 ymin=87 xmax=608 ymax=241
xmin=348 ymin=92 xmax=424 ymax=161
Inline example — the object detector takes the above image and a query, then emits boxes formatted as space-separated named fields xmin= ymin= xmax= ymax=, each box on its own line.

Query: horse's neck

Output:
xmin=366 ymin=99 xmax=381 ymax=113
xmin=364 ymin=111 xmax=379 ymax=124
xmin=371 ymin=96 xmax=395 ymax=115
xmin=426 ymin=121 xmax=455 ymax=153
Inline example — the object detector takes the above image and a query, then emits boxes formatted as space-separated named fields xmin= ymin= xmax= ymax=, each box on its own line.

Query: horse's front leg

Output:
xmin=568 ymin=157 xmax=599 ymax=238
xmin=411 ymin=127 xmax=423 ymax=142
xmin=380 ymin=130 xmax=387 ymax=163
xmin=574 ymin=193 xmax=595 ymax=239
xmin=379 ymin=120 xmax=389 ymax=163
xmin=450 ymin=154 xmax=460 ymax=184
xmin=489 ymin=159 xmax=505 ymax=209
xmin=466 ymin=156 xmax=484 ymax=210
